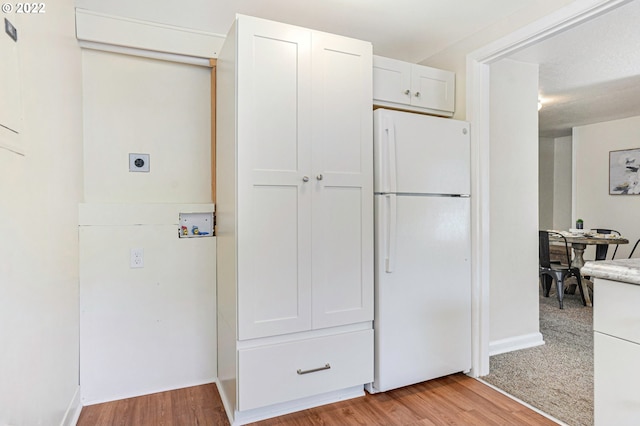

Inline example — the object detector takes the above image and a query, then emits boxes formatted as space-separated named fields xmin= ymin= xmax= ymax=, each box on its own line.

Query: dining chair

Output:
xmin=627 ymin=238 xmax=640 ymax=258
xmin=539 ymin=230 xmax=586 ymax=309
xmin=592 ymin=228 xmax=621 ymax=260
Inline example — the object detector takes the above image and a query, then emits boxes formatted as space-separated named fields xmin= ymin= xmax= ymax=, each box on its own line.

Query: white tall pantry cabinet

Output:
xmin=216 ymin=15 xmax=374 ymax=425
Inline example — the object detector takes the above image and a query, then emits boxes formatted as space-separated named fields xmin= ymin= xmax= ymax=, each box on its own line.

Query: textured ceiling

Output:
xmin=508 ymin=0 xmax=640 ymax=138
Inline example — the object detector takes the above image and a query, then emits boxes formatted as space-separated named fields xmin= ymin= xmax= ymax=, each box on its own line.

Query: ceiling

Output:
xmin=509 ymin=0 xmax=640 ymax=138
xmin=76 ymin=0 xmax=640 ymax=139
xmin=76 ymin=0 xmax=536 ymax=62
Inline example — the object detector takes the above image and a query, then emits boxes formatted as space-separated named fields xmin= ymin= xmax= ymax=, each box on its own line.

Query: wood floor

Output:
xmin=77 ymin=374 xmax=558 ymax=425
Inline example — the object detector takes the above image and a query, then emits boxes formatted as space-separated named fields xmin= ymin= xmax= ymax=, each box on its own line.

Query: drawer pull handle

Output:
xmin=297 ymin=363 xmax=331 ymax=375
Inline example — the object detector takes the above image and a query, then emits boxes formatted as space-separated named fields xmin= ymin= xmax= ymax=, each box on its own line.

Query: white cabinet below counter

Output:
xmin=582 ymin=259 xmax=640 ymax=425
xmin=373 ymin=55 xmax=455 ymax=117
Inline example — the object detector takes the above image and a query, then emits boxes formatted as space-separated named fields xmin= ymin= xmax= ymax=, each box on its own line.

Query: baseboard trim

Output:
xmin=489 ymin=332 xmax=544 ymax=356
xmin=215 ymin=378 xmax=236 ymax=426
xmin=228 ymin=386 xmax=365 ymax=426
xmin=60 ymin=386 xmax=82 ymax=426
xmin=81 ymin=377 xmax=217 ymax=406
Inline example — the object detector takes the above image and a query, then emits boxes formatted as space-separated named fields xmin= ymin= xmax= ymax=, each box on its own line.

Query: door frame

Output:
xmin=466 ymin=0 xmax=633 ymax=377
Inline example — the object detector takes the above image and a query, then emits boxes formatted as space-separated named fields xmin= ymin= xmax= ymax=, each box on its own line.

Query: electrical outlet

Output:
xmin=130 ymin=248 xmax=144 ymax=268
xmin=129 ymin=153 xmax=150 ymax=172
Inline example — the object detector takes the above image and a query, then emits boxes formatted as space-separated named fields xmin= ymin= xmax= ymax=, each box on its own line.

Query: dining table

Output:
xmin=548 ymin=230 xmax=629 ymax=306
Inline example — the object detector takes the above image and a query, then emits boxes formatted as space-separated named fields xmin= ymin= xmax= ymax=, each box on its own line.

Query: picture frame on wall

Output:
xmin=610 ymin=148 xmax=640 ymax=195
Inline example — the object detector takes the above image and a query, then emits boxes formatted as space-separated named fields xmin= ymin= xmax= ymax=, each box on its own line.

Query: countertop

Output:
xmin=581 ymin=258 xmax=640 ymax=286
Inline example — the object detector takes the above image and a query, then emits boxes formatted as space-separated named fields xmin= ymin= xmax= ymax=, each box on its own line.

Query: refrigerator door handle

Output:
xmin=384 ymin=194 xmax=397 ymax=273
xmin=382 ymin=116 xmax=397 ymax=194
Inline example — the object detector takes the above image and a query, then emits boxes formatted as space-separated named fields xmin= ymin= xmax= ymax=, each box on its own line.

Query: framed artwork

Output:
xmin=610 ymin=148 xmax=640 ymax=195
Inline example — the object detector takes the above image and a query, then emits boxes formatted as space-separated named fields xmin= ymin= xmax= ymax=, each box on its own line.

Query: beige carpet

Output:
xmin=482 ymin=291 xmax=593 ymax=426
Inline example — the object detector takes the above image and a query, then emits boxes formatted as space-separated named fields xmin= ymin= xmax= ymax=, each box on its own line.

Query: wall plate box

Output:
xmin=129 ymin=153 xmax=150 ymax=172
xmin=179 ymin=212 xmax=213 ymax=237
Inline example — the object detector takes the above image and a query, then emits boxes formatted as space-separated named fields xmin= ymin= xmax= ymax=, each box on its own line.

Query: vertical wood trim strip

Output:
xmin=210 ymin=58 xmax=217 ymax=205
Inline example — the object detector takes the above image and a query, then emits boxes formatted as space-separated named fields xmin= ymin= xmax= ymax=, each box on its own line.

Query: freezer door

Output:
xmin=373 ymin=194 xmax=471 ymax=392
xmin=374 ymin=108 xmax=470 ymax=195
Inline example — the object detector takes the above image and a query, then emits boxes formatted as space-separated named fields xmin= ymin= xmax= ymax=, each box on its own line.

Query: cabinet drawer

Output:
xmin=238 ymin=329 xmax=373 ymax=411
xmin=594 ymin=279 xmax=640 ymax=344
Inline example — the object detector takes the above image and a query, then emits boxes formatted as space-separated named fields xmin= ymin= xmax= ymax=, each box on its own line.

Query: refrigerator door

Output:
xmin=374 ymin=108 xmax=470 ymax=195
xmin=373 ymin=194 xmax=471 ymax=392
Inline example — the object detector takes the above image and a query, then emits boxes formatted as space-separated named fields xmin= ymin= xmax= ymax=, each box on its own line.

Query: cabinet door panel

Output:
xmin=595 ymin=332 xmax=640 ymax=424
xmin=317 ymin=187 xmax=368 ymax=314
xmin=238 ymin=185 xmax=311 ymax=340
xmin=237 ymin=17 xmax=313 ymax=339
xmin=311 ymin=33 xmax=373 ymax=328
xmin=316 ymin=48 xmax=363 ymax=173
xmin=249 ymin=35 xmax=301 ymax=172
xmin=372 ymin=55 xmax=411 ymax=105
xmin=411 ymin=64 xmax=455 ymax=112
xmin=593 ymin=278 xmax=640 ymax=343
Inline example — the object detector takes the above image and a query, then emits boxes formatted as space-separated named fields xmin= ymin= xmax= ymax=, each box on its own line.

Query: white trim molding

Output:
xmin=60 ymin=386 xmax=82 ymax=426
xmin=466 ymin=0 xmax=632 ymax=378
xmin=229 ymin=386 xmax=365 ymax=426
xmin=489 ymin=332 xmax=545 ymax=356
xmin=75 ymin=8 xmax=225 ymax=62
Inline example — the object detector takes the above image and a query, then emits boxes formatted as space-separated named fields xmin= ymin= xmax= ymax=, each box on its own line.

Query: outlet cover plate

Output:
xmin=129 ymin=153 xmax=150 ymax=172
xmin=130 ymin=248 xmax=144 ymax=268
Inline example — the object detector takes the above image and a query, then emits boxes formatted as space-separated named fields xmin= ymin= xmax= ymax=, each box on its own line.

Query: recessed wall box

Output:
xmin=129 ymin=153 xmax=150 ymax=172
xmin=179 ymin=212 xmax=214 ymax=237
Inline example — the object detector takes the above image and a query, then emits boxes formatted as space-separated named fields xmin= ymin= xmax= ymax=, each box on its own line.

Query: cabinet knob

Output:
xmin=404 ymin=89 xmax=411 ymax=96
xmin=316 ymin=174 xmax=323 ymax=181
xmin=302 ymin=176 xmax=310 ymax=182
xmin=414 ymin=91 xmax=421 ymax=97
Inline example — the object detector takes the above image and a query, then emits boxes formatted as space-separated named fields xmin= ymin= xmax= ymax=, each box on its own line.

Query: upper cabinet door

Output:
xmin=410 ymin=64 xmax=455 ymax=113
xmin=236 ymin=16 xmax=313 ymax=340
xmin=311 ymin=32 xmax=374 ymax=329
xmin=372 ymin=55 xmax=412 ymax=106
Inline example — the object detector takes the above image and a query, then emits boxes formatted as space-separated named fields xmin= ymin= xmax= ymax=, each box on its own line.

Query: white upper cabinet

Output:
xmin=373 ymin=55 xmax=455 ymax=116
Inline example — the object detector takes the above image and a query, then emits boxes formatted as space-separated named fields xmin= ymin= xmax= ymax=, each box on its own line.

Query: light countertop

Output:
xmin=581 ymin=258 xmax=640 ymax=286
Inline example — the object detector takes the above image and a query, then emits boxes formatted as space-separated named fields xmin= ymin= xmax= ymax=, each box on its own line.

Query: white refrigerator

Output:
xmin=368 ymin=108 xmax=471 ymax=393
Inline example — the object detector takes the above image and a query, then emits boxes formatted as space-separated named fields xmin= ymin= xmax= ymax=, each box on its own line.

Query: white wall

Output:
xmin=82 ymin=50 xmax=212 ymax=203
xmin=539 ymin=137 xmax=555 ymax=230
xmin=553 ymin=136 xmax=573 ymax=230
xmin=574 ymin=116 xmax=640 ymax=259
xmin=79 ymin=49 xmax=216 ymax=404
xmin=489 ymin=59 xmax=541 ymax=351
xmin=0 ymin=2 xmax=83 ymax=424
xmin=539 ymin=136 xmax=573 ymax=231
xmin=79 ymin=206 xmax=216 ymax=404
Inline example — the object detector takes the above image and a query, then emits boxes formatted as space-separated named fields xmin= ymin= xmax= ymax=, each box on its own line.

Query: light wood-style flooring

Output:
xmin=77 ymin=373 xmax=557 ymax=425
